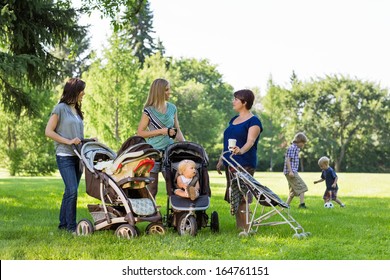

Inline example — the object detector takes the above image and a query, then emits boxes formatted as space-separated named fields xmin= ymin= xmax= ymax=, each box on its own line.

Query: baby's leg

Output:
xmin=174 ymin=189 xmax=189 ymax=198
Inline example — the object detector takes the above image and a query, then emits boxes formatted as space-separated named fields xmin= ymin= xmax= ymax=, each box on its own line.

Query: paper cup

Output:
xmin=228 ymin=139 xmax=237 ymax=151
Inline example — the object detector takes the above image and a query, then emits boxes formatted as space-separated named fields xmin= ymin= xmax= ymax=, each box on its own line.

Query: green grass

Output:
xmin=0 ymin=171 xmax=389 ymax=260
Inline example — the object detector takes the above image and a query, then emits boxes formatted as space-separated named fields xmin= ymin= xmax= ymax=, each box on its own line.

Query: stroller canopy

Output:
xmin=81 ymin=142 xmax=117 ymax=173
xmin=163 ymin=141 xmax=209 ymax=168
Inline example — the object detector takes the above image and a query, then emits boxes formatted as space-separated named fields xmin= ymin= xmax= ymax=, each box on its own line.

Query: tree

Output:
xmin=82 ymin=33 xmax=143 ymax=150
xmin=283 ymin=75 xmax=390 ymax=172
xmin=119 ymin=0 xmax=158 ymax=65
xmin=258 ymin=77 xmax=288 ymax=171
xmin=169 ymin=58 xmax=233 ymax=163
xmin=0 ymin=0 xmax=87 ymax=116
xmin=0 ymin=86 xmax=57 ymax=175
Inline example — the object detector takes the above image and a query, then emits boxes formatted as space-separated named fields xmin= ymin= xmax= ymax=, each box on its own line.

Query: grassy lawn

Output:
xmin=0 ymin=170 xmax=389 ymax=260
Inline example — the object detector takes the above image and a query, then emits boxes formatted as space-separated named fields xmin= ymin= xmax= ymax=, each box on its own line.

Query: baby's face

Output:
xmin=183 ymin=164 xmax=196 ymax=178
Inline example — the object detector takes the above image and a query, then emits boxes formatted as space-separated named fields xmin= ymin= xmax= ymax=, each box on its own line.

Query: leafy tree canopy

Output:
xmin=0 ymin=0 xmax=87 ymax=116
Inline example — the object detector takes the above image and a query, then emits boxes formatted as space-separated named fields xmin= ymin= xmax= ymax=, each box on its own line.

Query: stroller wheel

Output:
xmin=134 ymin=226 xmax=141 ymax=236
xmin=210 ymin=211 xmax=219 ymax=233
xmin=177 ymin=214 xmax=197 ymax=236
xmin=115 ymin=224 xmax=138 ymax=239
xmin=76 ymin=219 xmax=94 ymax=236
xmin=292 ymin=233 xmax=305 ymax=239
xmin=146 ymin=222 xmax=166 ymax=235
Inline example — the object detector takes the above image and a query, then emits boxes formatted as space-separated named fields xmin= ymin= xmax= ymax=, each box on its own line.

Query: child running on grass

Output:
xmin=314 ymin=156 xmax=346 ymax=207
xmin=284 ymin=132 xmax=309 ymax=208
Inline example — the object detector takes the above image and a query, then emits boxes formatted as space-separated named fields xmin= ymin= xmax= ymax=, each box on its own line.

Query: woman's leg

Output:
xmin=235 ymin=167 xmax=255 ymax=231
xmin=56 ymin=156 xmax=81 ymax=232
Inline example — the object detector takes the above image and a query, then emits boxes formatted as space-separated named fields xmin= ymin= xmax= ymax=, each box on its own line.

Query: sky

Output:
xmin=85 ymin=0 xmax=390 ymax=93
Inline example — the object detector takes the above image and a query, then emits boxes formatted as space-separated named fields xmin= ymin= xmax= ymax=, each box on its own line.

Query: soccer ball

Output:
xmin=324 ymin=202 xmax=334 ymax=208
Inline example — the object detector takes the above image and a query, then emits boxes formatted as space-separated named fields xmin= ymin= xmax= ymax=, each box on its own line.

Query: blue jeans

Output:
xmin=56 ymin=155 xmax=82 ymax=231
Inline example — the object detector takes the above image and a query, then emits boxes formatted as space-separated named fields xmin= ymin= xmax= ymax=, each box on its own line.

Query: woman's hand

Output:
xmin=216 ymin=160 xmax=223 ymax=175
xmin=69 ymin=137 xmax=82 ymax=145
xmin=231 ymin=146 xmax=241 ymax=155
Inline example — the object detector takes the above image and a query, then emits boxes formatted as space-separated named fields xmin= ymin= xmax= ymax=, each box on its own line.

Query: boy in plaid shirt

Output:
xmin=284 ymin=132 xmax=309 ymax=208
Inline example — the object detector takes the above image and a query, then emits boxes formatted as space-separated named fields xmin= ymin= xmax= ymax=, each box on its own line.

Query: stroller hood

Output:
xmin=81 ymin=142 xmax=117 ymax=173
xmin=163 ymin=141 xmax=209 ymax=167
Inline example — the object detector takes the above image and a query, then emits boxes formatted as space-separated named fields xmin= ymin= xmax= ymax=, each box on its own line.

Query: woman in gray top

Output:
xmin=45 ymin=78 xmax=86 ymax=233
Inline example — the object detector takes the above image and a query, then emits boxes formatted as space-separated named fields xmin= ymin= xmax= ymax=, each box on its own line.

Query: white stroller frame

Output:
xmin=222 ymin=151 xmax=310 ymax=238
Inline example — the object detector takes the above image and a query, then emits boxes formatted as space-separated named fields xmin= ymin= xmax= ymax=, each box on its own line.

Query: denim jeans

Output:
xmin=56 ymin=155 xmax=82 ymax=231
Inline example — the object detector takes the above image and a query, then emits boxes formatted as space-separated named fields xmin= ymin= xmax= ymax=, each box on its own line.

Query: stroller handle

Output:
xmin=72 ymin=138 xmax=96 ymax=159
xmin=220 ymin=150 xmax=252 ymax=175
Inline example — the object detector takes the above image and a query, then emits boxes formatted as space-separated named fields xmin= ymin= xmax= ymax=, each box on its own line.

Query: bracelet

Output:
xmin=168 ymin=127 xmax=177 ymax=139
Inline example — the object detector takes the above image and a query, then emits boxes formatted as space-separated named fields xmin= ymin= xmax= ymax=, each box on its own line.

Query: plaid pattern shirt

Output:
xmin=283 ymin=143 xmax=300 ymax=174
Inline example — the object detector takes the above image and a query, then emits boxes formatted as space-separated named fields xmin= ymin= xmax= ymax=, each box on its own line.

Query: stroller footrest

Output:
xmin=170 ymin=195 xmax=210 ymax=209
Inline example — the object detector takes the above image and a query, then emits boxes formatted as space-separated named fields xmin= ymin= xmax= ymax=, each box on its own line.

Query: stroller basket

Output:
xmin=88 ymin=204 xmax=123 ymax=223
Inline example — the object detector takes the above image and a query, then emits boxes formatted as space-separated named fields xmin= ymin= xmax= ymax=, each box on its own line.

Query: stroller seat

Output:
xmin=111 ymin=158 xmax=155 ymax=189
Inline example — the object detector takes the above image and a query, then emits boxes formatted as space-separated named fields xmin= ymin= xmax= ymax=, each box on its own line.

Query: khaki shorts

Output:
xmin=285 ymin=173 xmax=308 ymax=196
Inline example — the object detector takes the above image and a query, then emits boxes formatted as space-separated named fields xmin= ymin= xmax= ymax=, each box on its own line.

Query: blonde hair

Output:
xmin=318 ymin=156 xmax=330 ymax=166
xmin=178 ymin=159 xmax=196 ymax=175
xmin=144 ymin=78 xmax=169 ymax=112
xmin=293 ymin=132 xmax=308 ymax=143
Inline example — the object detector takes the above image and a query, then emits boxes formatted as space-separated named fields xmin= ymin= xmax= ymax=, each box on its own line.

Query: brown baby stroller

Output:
xmin=74 ymin=136 xmax=166 ymax=239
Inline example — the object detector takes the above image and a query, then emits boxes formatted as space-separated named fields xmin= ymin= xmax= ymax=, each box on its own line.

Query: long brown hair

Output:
xmin=143 ymin=78 xmax=169 ymax=112
xmin=59 ymin=78 xmax=85 ymax=119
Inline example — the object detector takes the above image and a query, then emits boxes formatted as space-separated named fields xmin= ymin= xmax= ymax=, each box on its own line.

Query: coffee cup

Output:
xmin=228 ymin=139 xmax=237 ymax=151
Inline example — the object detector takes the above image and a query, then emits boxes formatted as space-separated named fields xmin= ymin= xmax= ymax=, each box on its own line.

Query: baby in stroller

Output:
xmin=175 ymin=159 xmax=200 ymax=201
xmin=163 ymin=142 xmax=219 ymax=236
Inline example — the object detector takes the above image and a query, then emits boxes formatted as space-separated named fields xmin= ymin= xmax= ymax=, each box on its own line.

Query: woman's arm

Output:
xmin=45 ymin=114 xmax=81 ymax=145
xmin=173 ymin=113 xmax=185 ymax=141
xmin=137 ymin=112 xmax=169 ymax=138
xmin=232 ymin=125 xmax=261 ymax=155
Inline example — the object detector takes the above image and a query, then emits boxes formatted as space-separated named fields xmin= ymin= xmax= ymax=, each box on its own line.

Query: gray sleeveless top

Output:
xmin=51 ymin=103 xmax=84 ymax=156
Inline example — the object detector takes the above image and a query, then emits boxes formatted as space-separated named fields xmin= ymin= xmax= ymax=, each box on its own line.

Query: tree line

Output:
xmin=1 ymin=0 xmax=389 ymax=175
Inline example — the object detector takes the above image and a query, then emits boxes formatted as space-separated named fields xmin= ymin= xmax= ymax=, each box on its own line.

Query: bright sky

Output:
xmin=86 ymin=0 xmax=390 ymax=93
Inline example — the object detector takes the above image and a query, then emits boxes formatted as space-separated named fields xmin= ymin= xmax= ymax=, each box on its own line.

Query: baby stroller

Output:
xmin=221 ymin=151 xmax=310 ymax=238
xmin=74 ymin=136 xmax=166 ymax=239
xmin=163 ymin=142 xmax=219 ymax=236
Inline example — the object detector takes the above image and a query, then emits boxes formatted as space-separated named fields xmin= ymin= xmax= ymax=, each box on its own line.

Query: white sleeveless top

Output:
xmin=178 ymin=175 xmax=192 ymax=185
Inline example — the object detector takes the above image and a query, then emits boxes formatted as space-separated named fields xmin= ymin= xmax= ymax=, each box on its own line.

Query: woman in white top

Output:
xmin=45 ymin=78 xmax=86 ymax=233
